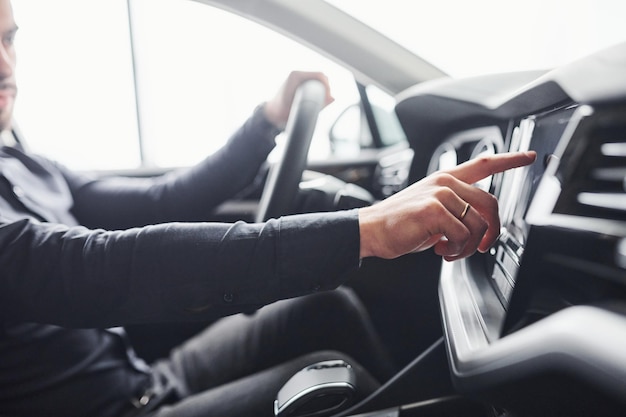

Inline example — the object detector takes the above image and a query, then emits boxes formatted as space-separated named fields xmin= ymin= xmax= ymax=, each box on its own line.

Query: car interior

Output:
xmin=112 ymin=41 xmax=626 ymax=417
xmin=8 ymin=1 xmax=626 ymax=416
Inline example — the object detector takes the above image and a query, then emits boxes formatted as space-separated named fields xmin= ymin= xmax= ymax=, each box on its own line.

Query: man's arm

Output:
xmin=0 ymin=211 xmax=360 ymax=328
xmin=64 ymin=106 xmax=279 ymax=229
xmin=66 ymin=71 xmax=334 ymax=230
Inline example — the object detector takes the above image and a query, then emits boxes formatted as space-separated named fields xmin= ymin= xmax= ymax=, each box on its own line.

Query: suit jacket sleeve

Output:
xmin=63 ymin=105 xmax=279 ymax=229
xmin=0 ymin=210 xmax=361 ymax=328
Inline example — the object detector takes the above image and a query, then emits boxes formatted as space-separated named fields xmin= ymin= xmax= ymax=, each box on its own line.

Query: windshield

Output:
xmin=326 ymin=0 xmax=626 ymax=78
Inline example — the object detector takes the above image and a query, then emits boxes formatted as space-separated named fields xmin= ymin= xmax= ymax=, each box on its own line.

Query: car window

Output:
xmin=328 ymin=85 xmax=406 ymax=158
xmin=12 ymin=0 xmax=140 ymax=170
xmin=11 ymin=0 xmax=361 ymax=170
xmin=366 ymin=84 xmax=406 ymax=147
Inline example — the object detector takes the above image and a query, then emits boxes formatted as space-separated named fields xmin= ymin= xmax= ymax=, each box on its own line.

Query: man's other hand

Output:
xmin=264 ymin=71 xmax=334 ymax=129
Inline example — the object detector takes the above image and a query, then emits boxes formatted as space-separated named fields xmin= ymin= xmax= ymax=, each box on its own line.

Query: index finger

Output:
xmin=447 ymin=151 xmax=537 ymax=185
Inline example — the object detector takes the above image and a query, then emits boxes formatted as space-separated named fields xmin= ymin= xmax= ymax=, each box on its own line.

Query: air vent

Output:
xmin=427 ymin=126 xmax=503 ymax=176
xmin=554 ymin=107 xmax=626 ymax=222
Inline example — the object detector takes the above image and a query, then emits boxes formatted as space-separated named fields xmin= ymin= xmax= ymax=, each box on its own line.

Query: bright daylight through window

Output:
xmin=11 ymin=0 xmax=358 ymax=170
xmin=327 ymin=0 xmax=626 ymax=77
xmin=10 ymin=0 xmax=626 ymax=170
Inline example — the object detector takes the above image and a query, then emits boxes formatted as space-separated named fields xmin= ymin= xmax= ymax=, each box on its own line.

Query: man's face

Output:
xmin=0 ymin=0 xmax=16 ymax=132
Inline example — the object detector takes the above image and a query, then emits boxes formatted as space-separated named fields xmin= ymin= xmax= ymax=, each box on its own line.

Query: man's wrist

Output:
xmin=253 ymin=103 xmax=283 ymax=139
xmin=358 ymin=206 xmax=377 ymax=259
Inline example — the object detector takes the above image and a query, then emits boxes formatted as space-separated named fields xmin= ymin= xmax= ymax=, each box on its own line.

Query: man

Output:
xmin=0 ymin=1 xmax=536 ymax=416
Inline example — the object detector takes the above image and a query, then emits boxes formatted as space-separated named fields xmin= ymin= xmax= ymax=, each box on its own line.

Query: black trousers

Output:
xmin=143 ymin=287 xmax=396 ymax=417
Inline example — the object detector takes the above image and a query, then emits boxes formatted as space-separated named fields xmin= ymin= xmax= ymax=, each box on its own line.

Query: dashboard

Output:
xmin=393 ymin=42 xmax=626 ymax=416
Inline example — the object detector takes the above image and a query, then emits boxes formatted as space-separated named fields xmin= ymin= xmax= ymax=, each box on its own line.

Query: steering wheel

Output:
xmin=255 ymin=80 xmax=327 ymax=222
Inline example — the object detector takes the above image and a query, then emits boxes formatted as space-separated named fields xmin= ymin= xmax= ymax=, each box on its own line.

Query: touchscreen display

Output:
xmin=489 ymin=106 xmax=576 ymax=306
